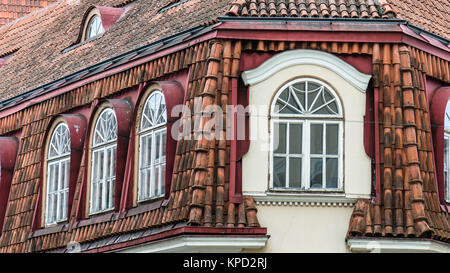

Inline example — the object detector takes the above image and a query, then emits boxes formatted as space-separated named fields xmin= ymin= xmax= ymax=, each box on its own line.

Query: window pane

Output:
xmin=310 ymin=158 xmax=323 ymax=188
xmin=155 ymin=132 xmax=161 ymax=164
xmin=326 ymin=158 xmax=338 ymax=188
xmin=273 ymin=157 xmax=286 ymax=188
xmin=326 ymin=124 xmax=339 ymax=155
xmin=155 ymin=166 xmax=160 ymax=196
xmin=161 ymin=164 xmax=166 ymax=195
xmin=289 ymin=158 xmax=302 ymax=188
xmin=147 ymin=135 xmax=152 ymax=166
xmin=289 ymin=124 xmax=302 ymax=154
xmin=162 ymin=131 xmax=167 ymax=158
xmin=274 ymin=123 xmax=286 ymax=154
xmin=99 ymin=150 xmax=104 ymax=180
xmin=292 ymin=82 xmax=306 ymax=108
xmin=111 ymin=146 xmax=117 ymax=177
xmin=310 ymin=124 xmax=323 ymax=154
xmin=53 ymin=165 xmax=59 ymax=192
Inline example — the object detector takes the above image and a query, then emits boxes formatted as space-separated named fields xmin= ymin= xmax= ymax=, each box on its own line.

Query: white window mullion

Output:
xmin=158 ymin=132 xmax=163 ymax=195
xmin=102 ymin=147 xmax=107 ymax=211
xmin=286 ymin=123 xmax=290 ymax=188
xmin=150 ymin=131 xmax=156 ymax=197
xmin=304 ymin=120 xmax=310 ymax=189
xmin=322 ymin=123 xmax=326 ymax=188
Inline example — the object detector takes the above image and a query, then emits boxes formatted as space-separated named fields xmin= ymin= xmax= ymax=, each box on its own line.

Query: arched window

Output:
xmin=444 ymin=101 xmax=450 ymax=202
xmin=45 ymin=123 xmax=71 ymax=225
xmin=90 ymin=108 xmax=117 ymax=214
xmin=270 ymin=78 xmax=343 ymax=190
xmin=86 ymin=15 xmax=104 ymax=39
xmin=137 ymin=91 xmax=167 ymax=201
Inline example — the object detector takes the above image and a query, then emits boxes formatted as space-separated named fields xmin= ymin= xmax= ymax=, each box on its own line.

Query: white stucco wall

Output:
xmin=243 ymin=205 xmax=354 ymax=253
xmin=241 ymin=50 xmax=372 ymax=253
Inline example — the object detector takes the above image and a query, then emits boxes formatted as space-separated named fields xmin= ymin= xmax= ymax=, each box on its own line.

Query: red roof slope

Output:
xmin=0 ymin=0 xmax=448 ymax=104
xmin=0 ymin=0 xmax=58 ymax=26
xmin=388 ymin=0 xmax=450 ymax=40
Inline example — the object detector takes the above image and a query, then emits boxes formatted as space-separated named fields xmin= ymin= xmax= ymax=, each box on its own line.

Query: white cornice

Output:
xmin=116 ymin=236 xmax=268 ymax=253
xmin=246 ymin=192 xmax=369 ymax=207
xmin=241 ymin=49 xmax=372 ymax=93
xmin=347 ymin=238 xmax=450 ymax=253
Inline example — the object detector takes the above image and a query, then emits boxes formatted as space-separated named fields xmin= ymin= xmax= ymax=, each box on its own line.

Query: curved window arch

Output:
xmin=270 ymin=78 xmax=343 ymax=190
xmin=90 ymin=108 xmax=117 ymax=214
xmin=45 ymin=122 xmax=71 ymax=226
xmin=444 ymin=100 xmax=450 ymax=202
xmin=137 ymin=90 xmax=167 ymax=201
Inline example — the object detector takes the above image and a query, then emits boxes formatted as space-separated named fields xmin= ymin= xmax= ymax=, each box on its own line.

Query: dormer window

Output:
xmin=86 ymin=15 xmax=104 ymax=39
xmin=77 ymin=6 xmax=125 ymax=44
xmin=81 ymin=8 xmax=105 ymax=42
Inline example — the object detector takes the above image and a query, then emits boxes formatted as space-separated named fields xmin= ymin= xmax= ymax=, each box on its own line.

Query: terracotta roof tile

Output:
xmin=0 ymin=0 xmax=235 ymax=101
xmin=389 ymin=0 xmax=450 ymax=39
xmin=0 ymin=0 xmax=58 ymax=26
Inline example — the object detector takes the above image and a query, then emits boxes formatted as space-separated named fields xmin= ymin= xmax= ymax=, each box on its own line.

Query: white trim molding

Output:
xmin=241 ymin=49 xmax=372 ymax=93
xmin=347 ymin=238 xmax=450 ymax=253
xmin=247 ymin=192 xmax=364 ymax=207
xmin=116 ymin=236 xmax=268 ymax=253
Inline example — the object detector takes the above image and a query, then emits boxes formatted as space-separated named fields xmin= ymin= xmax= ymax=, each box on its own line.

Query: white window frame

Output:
xmin=269 ymin=78 xmax=344 ymax=192
xmin=45 ymin=123 xmax=70 ymax=226
xmin=90 ymin=108 xmax=117 ymax=215
xmin=138 ymin=90 xmax=167 ymax=202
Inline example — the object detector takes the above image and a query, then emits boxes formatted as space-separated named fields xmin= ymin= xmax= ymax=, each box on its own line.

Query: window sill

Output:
xmin=74 ymin=211 xmax=119 ymax=229
xmin=127 ymin=198 xmax=165 ymax=218
xmin=246 ymin=191 xmax=363 ymax=207
xmin=29 ymin=222 xmax=69 ymax=238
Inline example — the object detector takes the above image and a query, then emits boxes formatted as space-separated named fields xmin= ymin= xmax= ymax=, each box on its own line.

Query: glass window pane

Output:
xmin=47 ymin=194 xmax=54 ymax=223
xmin=326 ymin=158 xmax=338 ymax=188
xmin=64 ymin=160 xmax=70 ymax=189
xmin=289 ymin=124 xmax=302 ymax=154
xmin=99 ymin=150 xmax=104 ymax=180
xmin=289 ymin=158 xmax=302 ymax=188
xmin=326 ymin=124 xmax=339 ymax=155
xmin=162 ymin=131 xmax=167 ymax=158
xmin=274 ymin=123 xmax=286 ymax=154
xmin=292 ymin=82 xmax=306 ymax=109
xmin=111 ymin=146 xmax=116 ymax=177
xmin=53 ymin=165 xmax=59 ymax=192
xmin=273 ymin=157 xmax=286 ymax=188
xmin=155 ymin=132 xmax=161 ymax=164
xmin=310 ymin=124 xmax=323 ymax=154
xmin=310 ymin=158 xmax=323 ymax=188
xmin=161 ymin=164 xmax=166 ymax=195
xmin=106 ymin=148 xmax=111 ymax=179
xmin=154 ymin=166 xmax=160 ymax=197
xmin=147 ymin=135 xmax=153 ymax=166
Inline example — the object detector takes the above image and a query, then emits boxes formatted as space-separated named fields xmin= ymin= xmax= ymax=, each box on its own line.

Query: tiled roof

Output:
xmin=0 ymin=36 xmax=262 ymax=252
xmin=388 ymin=0 xmax=450 ymax=40
xmin=347 ymin=44 xmax=450 ymax=243
xmin=0 ymin=0 xmax=234 ymax=102
xmin=0 ymin=0 xmax=448 ymax=103
xmin=226 ymin=0 xmax=393 ymax=18
xmin=226 ymin=0 xmax=449 ymax=39
xmin=0 ymin=0 xmax=58 ymax=26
